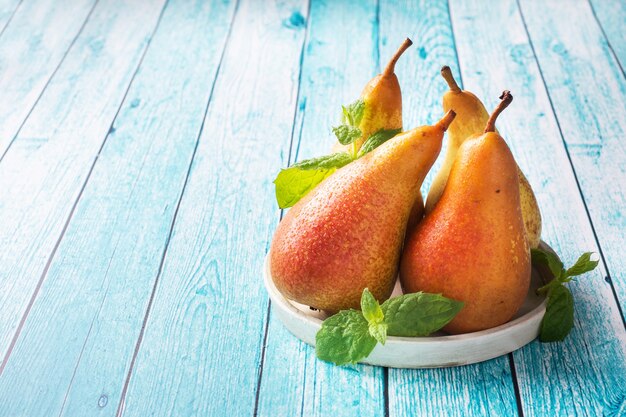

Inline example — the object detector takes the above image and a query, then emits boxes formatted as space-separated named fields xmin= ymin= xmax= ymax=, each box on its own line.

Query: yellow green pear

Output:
xmin=401 ymin=92 xmax=530 ymax=334
xmin=425 ymin=66 xmax=542 ymax=248
xmin=333 ymin=38 xmax=412 ymax=155
xmin=270 ymin=111 xmax=456 ymax=311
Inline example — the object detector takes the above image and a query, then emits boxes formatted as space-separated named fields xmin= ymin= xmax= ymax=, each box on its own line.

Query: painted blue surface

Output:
xmin=0 ymin=0 xmax=624 ymax=416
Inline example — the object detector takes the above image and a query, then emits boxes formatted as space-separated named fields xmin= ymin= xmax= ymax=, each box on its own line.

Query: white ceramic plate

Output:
xmin=263 ymin=243 xmax=551 ymax=368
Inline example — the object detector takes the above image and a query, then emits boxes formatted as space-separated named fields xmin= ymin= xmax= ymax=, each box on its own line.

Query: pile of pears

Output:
xmin=269 ymin=39 xmax=542 ymax=334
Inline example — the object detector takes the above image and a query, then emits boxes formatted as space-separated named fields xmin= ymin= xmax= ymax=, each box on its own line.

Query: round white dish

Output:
xmin=263 ymin=244 xmax=551 ymax=369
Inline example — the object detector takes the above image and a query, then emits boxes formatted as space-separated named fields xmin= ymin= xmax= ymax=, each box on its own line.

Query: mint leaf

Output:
xmin=531 ymin=248 xmax=564 ymax=279
xmin=315 ymin=310 xmax=377 ymax=365
xmin=565 ymin=252 xmax=599 ymax=277
xmin=381 ymin=292 xmax=464 ymax=337
xmin=360 ymin=288 xmax=384 ymax=324
xmin=291 ymin=152 xmax=353 ymax=169
xmin=368 ymin=322 xmax=387 ymax=345
xmin=540 ymin=284 xmax=574 ymax=342
xmin=341 ymin=99 xmax=365 ymax=126
xmin=535 ymin=246 xmax=599 ymax=342
xmin=274 ymin=153 xmax=352 ymax=208
xmin=332 ymin=124 xmax=361 ymax=145
xmin=358 ymin=128 xmax=402 ymax=157
xmin=360 ymin=289 xmax=387 ymax=345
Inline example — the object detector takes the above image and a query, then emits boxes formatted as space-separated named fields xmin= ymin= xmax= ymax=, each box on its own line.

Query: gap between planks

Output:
xmin=0 ymin=0 xmax=23 ymax=39
xmin=515 ymin=0 xmax=625 ymax=328
xmin=0 ymin=0 xmax=100 ymax=163
xmin=252 ymin=0 xmax=313 ymax=414
xmin=586 ymin=0 xmax=626 ymax=80
xmin=113 ymin=1 xmax=241 ymax=414
xmin=445 ymin=1 xmax=526 ymax=412
xmin=0 ymin=0 xmax=168 ymax=376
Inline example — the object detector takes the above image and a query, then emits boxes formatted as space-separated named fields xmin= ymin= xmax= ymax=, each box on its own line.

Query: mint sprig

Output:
xmin=273 ymin=153 xmax=353 ymax=208
xmin=315 ymin=309 xmax=377 ymax=366
xmin=332 ymin=125 xmax=362 ymax=145
xmin=274 ymin=128 xmax=400 ymax=209
xmin=358 ymin=128 xmax=402 ymax=157
xmin=361 ymin=289 xmax=387 ymax=345
xmin=540 ymin=285 xmax=574 ymax=342
xmin=532 ymin=248 xmax=599 ymax=342
xmin=341 ymin=99 xmax=365 ymax=126
xmin=315 ymin=288 xmax=463 ymax=365
xmin=333 ymin=99 xmax=365 ymax=146
xmin=382 ymin=292 xmax=464 ymax=337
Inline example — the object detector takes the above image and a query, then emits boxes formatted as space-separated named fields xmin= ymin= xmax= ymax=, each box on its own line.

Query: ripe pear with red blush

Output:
xmin=401 ymin=92 xmax=530 ymax=334
xmin=270 ymin=111 xmax=456 ymax=311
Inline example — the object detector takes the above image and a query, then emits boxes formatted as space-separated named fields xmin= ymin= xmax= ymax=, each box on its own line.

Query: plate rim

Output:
xmin=263 ymin=248 xmax=549 ymax=345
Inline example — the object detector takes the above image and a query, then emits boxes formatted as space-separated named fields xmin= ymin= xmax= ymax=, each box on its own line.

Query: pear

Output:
xmin=401 ymin=92 xmax=530 ymax=334
xmin=425 ymin=67 xmax=542 ymax=248
xmin=270 ymin=111 xmax=456 ymax=311
xmin=332 ymin=38 xmax=427 ymax=232
xmin=333 ymin=38 xmax=412 ymax=155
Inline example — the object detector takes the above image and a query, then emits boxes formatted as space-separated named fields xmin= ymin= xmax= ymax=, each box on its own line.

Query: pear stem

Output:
xmin=484 ymin=91 xmax=513 ymax=133
xmin=436 ymin=109 xmax=456 ymax=131
xmin=382 ymin=38 xmax=413 ymax=76
xmin=441 ymin=66 xmax=461 ymax=92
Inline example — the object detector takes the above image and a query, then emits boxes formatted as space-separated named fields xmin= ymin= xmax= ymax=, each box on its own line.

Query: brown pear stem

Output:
xmin=382 ymin=38 xmax=413 ymax=76
xmin=436 ymin=109 xmax=456 ymax=131
xmin=441 ymin=66 xmax=461 ymax=92
xmin=484 ymin=91 xmax=513 ymax=133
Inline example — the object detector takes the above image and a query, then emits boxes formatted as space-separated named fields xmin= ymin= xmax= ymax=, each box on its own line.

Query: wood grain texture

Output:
xmin=0 ymin=0 xmax=166 ymax=364
xmin=588 ymin=0 xmax=626 ymax=74
xmin=0 ymin=0 xmax=96 ymax=156
xmin=0 ymin=0 xmax=21 ymax=34
xmin=450 ymin=0 xmax=626 ymax=416
xmin=381 ymin=2 xmax=519 ymax=416
xmin=116 ymin=1 xmax=308 ymax=415
xmin=519 ymin=0 xmax=626 ymax=316
xmin=257 ymin=1 xmax=387 ymax=415
xmin=379 ymin=0 xmax=462 ymax=195
xmin=0 ymin=1 xmax=235 ymax=416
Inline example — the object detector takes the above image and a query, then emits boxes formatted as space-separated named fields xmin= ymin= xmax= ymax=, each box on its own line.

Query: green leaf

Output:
xmin=381 ymin=292 xmax=464 ymax=337
xmin=274 ymin=153 xmax=353 ymax=208
xmin=531 ymin=247 xmax=564 ymax=279
xmin=565 ymin=252 xmax=599 ymax=277
xmin=368 ymin=322 xmax=387 ymax=345
xmin=357 ymin=128 xmax=402 ymax=157
xmin=332 ymin=124 xmax=362 ymax=145
xmin=291 ymin=152 xmax=353 ymax=169
xmin=315 ymin=310 xmax=377 ymax=365
xmin=360 ymin=288 xmax=384 ymax=324
xmin=539 ymin=284 xmax=574 ymax=342
xmin=341 ymin=99 xmax=366 ymax=126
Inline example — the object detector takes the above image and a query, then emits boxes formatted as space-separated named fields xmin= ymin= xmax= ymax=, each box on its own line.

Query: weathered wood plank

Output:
xmin=0 ymin=0 xmax=21 ymax=34
xmin=117 ymin=1 xmax=308 ymax=416
xmin=519 ymin=0 xmax=626 ymax=315
xmin=256 ymin=1 xmax=387 ymax=415
xmin=382 ymin=1 xmax=519 ymax=416
xmin=0 ymin=1 xmax=235 ymax=417
xmin=0 ymin=0 xmax=166 ymax=364
xmin=450 ymin=0 xmax=626 ymax=416
xmin=589 ymin=0 xmax=626 ymax=74
xmin=0 ymin=0 xmax=96 ymax=156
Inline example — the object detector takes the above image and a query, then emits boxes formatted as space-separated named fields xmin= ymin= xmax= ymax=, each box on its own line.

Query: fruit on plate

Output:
xmin=401 ymin=92 xmax=531 ymax=334
xmin=425 ymin=66 xmax=542 ymax=248
xmin=270 ymin=110 xmax=456 ymax=311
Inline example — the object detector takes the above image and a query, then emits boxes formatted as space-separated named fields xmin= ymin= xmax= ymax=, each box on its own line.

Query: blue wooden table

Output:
xmin=0 ymin=0 xmax=624 ymax=415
